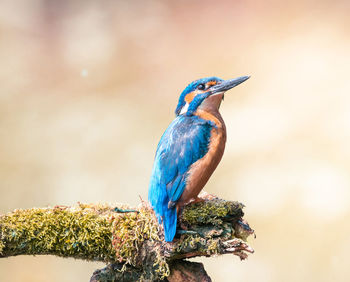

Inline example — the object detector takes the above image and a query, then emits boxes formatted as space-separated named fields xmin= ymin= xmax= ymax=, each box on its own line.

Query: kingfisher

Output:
xmin=148 ymin=76 xmax=250 ymax=242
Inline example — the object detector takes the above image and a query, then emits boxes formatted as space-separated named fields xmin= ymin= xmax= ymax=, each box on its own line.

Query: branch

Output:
xmin=0 ymin=194 xmax=254 ymax=281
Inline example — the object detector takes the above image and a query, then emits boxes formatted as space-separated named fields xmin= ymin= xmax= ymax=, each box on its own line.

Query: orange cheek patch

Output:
xmin=185 ymin=92 xmax=195 ymax=103
xmin=207 ymin=81 xmax=217 ymax=87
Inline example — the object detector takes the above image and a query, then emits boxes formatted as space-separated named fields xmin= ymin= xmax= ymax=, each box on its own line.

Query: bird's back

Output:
xmin=148 ymin=115 xmax=213 ymax=241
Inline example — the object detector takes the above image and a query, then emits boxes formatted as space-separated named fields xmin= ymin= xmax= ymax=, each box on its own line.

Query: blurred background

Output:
xmin=0 ymin=0 xmax=349 ymax=281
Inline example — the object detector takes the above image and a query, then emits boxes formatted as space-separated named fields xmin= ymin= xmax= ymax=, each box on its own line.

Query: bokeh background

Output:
xmin=0 ymin=0 xmax=349 ymax=281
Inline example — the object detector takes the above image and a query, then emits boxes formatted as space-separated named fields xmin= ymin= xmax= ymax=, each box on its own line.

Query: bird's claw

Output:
xmin=198 ymin=191 xmax=219 ymax=201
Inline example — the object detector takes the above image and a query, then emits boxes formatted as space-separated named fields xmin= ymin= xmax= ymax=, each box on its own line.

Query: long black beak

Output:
xmin=210 ymin=76 xmax=250 ymax=94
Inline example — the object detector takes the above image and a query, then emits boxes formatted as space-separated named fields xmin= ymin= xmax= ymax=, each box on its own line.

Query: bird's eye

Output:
xmin=197 ymin=84 xmax=205 ymax=90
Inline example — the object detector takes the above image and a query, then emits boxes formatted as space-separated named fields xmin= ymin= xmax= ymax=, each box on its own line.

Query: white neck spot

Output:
xmin=180 ymin=103 xmax=189 ymax=115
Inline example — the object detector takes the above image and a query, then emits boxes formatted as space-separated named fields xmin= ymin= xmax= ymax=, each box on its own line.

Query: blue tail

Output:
xmin=163 ymin=207 xmax=177 ymax=242
xmin=148 ymin=180 xmax=178 ymax=242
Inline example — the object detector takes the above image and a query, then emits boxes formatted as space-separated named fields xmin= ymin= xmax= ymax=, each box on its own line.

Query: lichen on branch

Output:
xmin=0 ymin=195 xmax=254 ymax=281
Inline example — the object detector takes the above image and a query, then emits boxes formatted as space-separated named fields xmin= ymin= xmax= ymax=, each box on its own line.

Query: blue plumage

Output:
xmin=149 ymin=75 xmax=249 ymax=242
xmin=148 ymin=115 xmax=212 ymax=242
xmin=175 ymin=77 xmax=222 ymax=116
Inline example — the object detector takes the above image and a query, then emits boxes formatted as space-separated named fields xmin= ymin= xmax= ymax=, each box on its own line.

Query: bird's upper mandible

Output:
xmin=149 ymin=75 xmax=250 ymax=242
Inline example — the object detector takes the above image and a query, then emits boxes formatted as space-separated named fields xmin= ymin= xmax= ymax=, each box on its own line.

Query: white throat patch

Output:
xmin=180 ymin=103 xmax=189 ymax=115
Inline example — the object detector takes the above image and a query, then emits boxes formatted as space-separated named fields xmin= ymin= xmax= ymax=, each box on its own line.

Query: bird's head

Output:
xmin=175 ymin=76 xmax=250 ymax=116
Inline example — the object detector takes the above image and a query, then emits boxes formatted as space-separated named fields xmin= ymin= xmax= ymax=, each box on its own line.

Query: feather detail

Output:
xmin=148 ymin=115 xmax=213 ymax=242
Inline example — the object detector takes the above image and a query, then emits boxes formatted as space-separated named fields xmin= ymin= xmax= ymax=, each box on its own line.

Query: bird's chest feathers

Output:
xmin=194 ymin=109 xmax=226 ymax=171
xmin=178 ymin=110 xmax=226 ymax=203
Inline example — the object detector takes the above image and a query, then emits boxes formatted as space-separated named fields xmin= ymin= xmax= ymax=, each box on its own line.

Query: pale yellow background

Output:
xmin=0 ymin=0 xmax=349 ymax=281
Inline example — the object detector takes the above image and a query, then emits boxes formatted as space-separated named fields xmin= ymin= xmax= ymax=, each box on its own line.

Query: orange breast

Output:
xmin=177 ymin=110 xmax=226 ymax=205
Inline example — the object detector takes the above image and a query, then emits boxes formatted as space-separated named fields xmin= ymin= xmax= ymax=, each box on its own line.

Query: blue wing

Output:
xmin=148 ymin=115 xmax=212 ymax=241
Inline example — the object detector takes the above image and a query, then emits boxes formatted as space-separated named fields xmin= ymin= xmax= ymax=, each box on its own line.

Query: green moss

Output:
xmin=0 ymin=203 xmax=170 ymax=280
xmin=0 ymin=203 xmax=117 ymax=261
xmin=170 ymin=199 xmax=248 ymax=260
xmin=0 ymin=199 xmax=251 ymax=280
xmin=111 ymin=205 xmax=169 ymax=279
xmin=206 ymin=239 xmax=219 ymax=255
xmin=181 ymin=199 xmax=244 ymax=226
xmin=175 ymin=235 xmax=202 ymax=253
xmin=0 ymin=240 xmax=4 ymax=255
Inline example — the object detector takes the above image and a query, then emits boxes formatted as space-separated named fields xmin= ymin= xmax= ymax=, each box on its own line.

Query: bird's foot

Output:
xmin=189 ymin=196 xmax=205 ymax=205
xmin=176 ymin=197 xmax=205 ymax=212
xmin=198 ymin=191 xmax=219 ymax=201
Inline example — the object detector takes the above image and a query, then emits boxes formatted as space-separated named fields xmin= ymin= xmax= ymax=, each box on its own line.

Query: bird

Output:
xmin=148 ymin=75 xmax=250 ymax=242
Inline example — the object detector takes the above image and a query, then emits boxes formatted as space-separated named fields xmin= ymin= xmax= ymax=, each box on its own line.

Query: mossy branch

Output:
xmin=0 ymin=194 xmax=254 ymax=281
